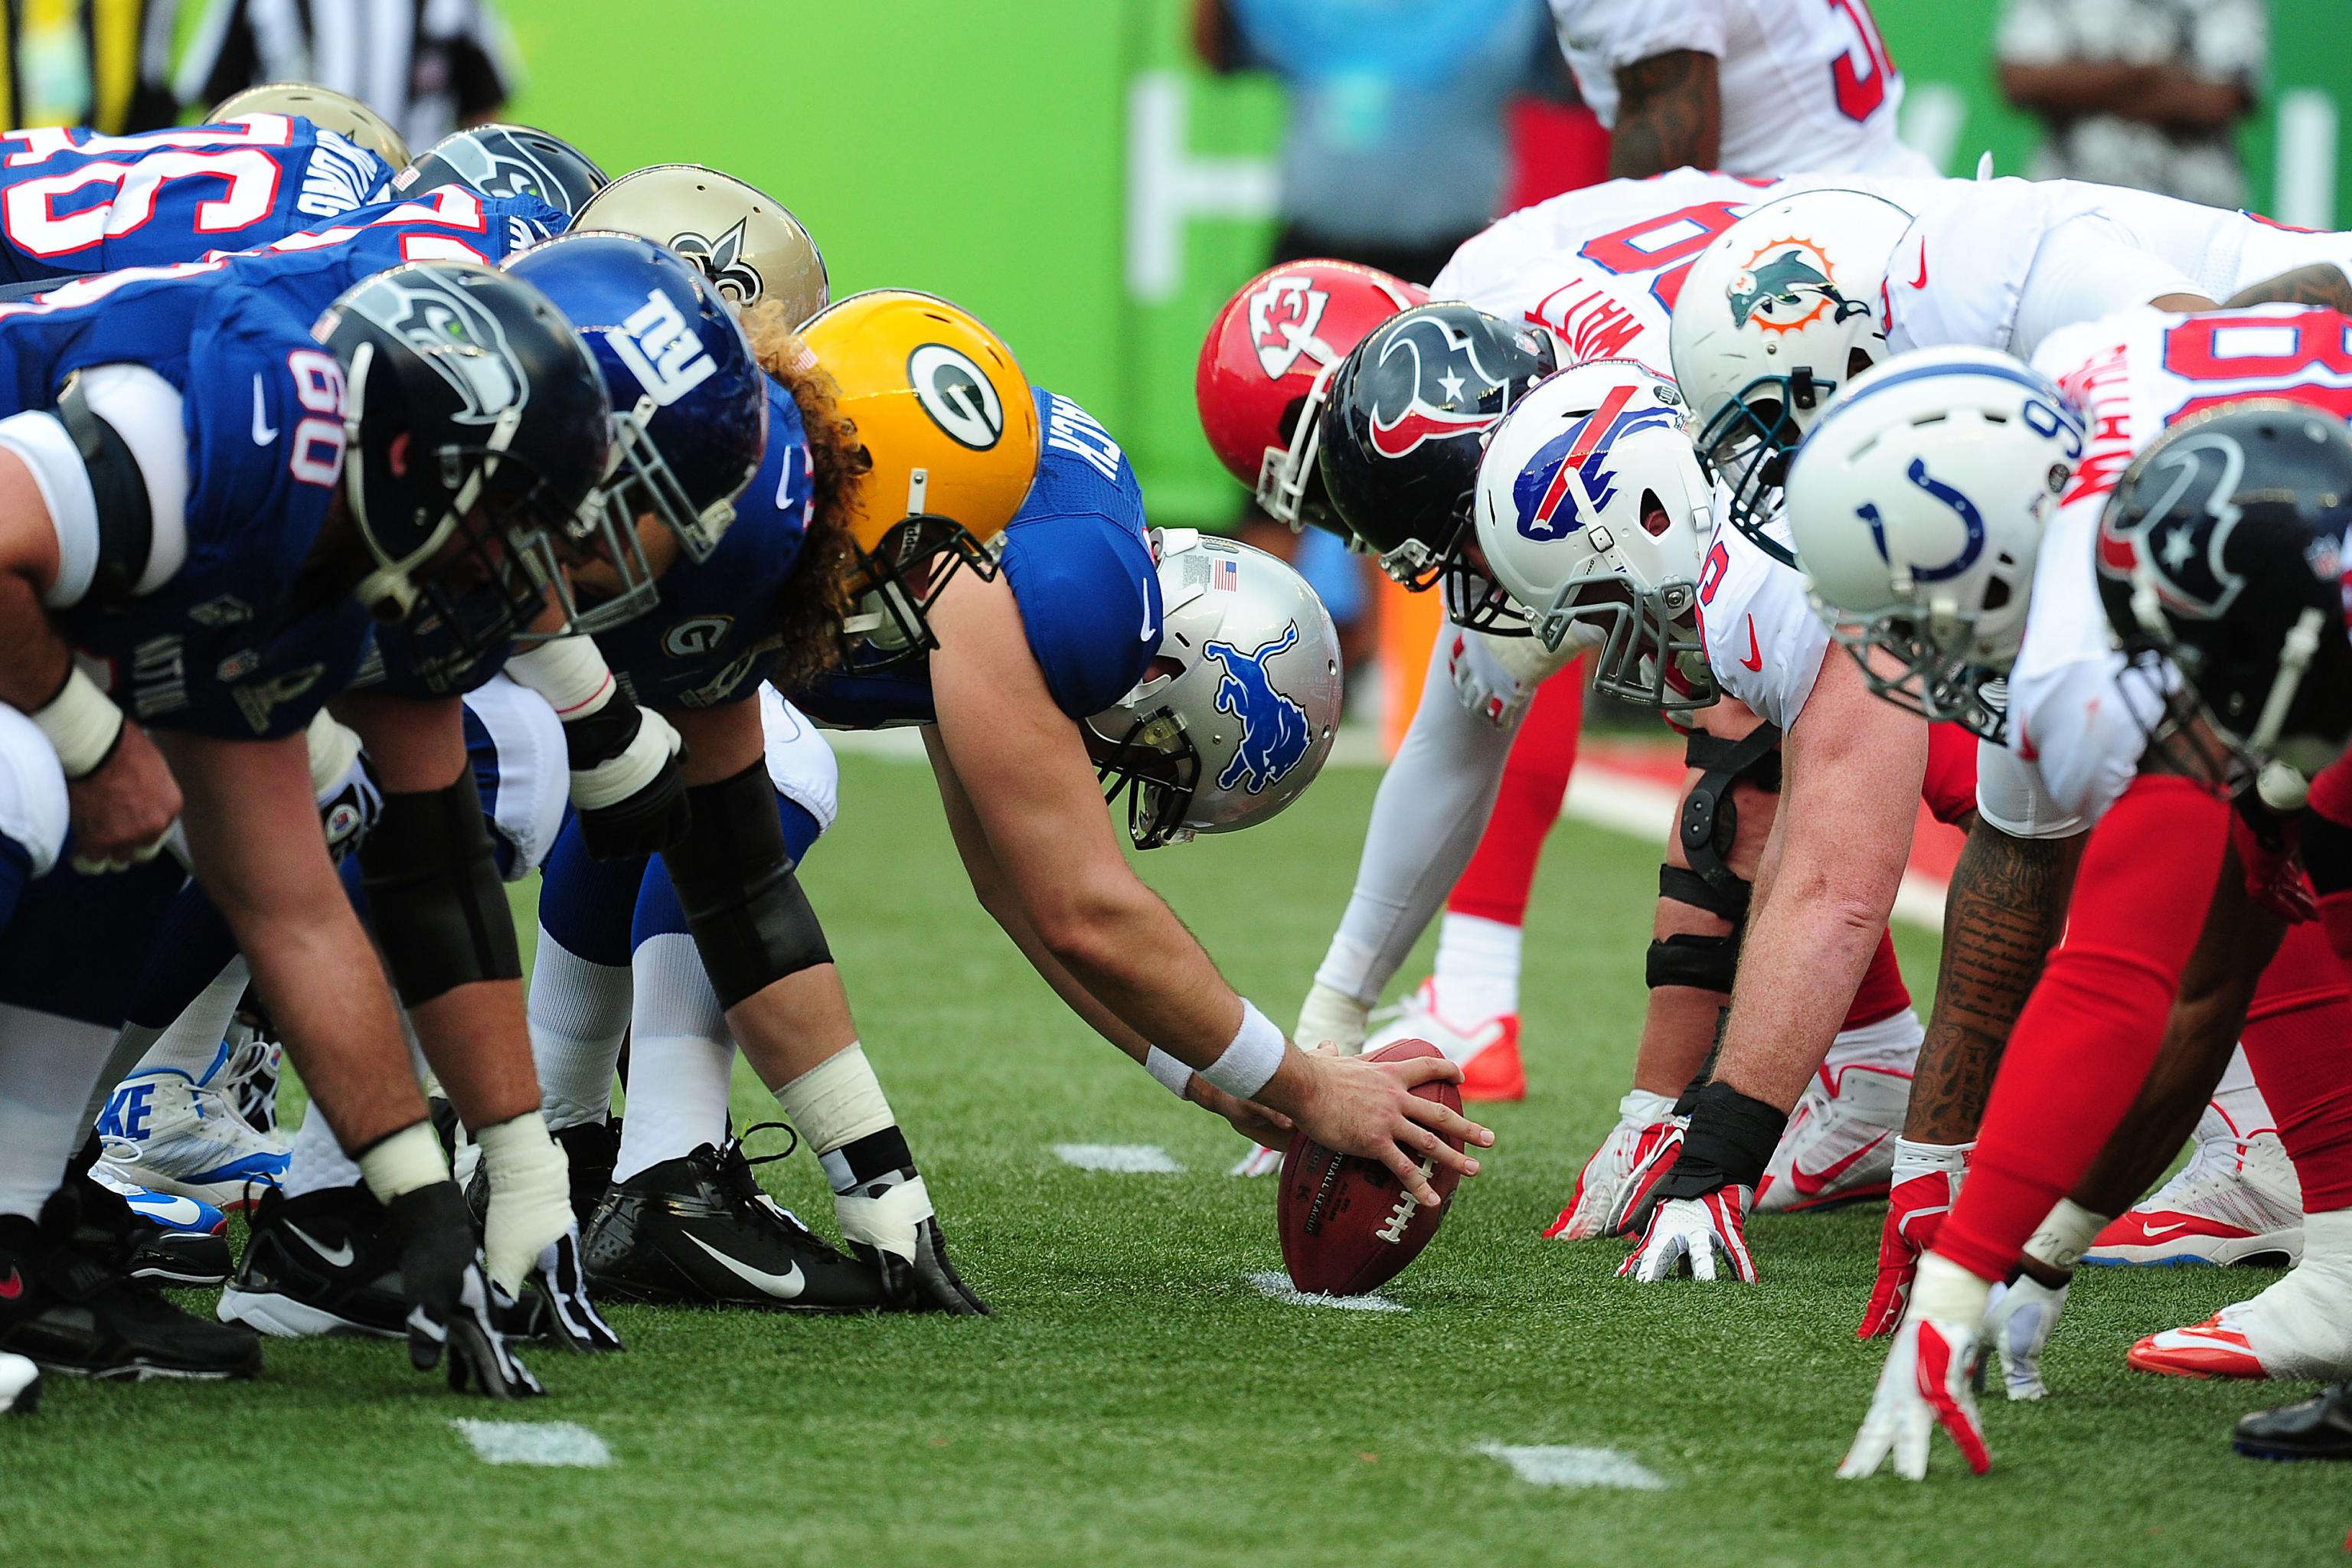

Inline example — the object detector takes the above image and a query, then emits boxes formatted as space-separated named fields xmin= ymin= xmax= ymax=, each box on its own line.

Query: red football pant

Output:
xmin=1937 ymin=775 xmax=2230 ymax=1285
xmin=1446 ymin=669 xmax=1584 ymax=927
xmin=2244 ymin=918 xmax=2352 ymax=1212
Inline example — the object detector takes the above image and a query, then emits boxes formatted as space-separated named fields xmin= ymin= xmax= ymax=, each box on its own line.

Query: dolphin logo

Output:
xmin=1207 ymin=626 xmax=1312 ymax=794
xmin=1726 ymin=240 xmax=1872 ymax=336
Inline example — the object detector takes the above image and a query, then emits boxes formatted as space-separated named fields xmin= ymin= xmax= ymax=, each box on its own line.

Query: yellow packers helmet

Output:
xmin=799 ymin=289 xmax=1041 ymax=665
xmin=207 ymin=83 xmax=412 ymax=168
xmin=575 ymin=165 xmax=829 ymax=325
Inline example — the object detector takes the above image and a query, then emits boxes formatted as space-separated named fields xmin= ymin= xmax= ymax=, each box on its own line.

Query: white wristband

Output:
xmin=504 ymin=635 xmax=616 ymax=719
xmin=31 ymin=665 xmax=123 ymax=779
xmin=1143 ymin=1047 xmax=1192 ymax=1098
xmin=2022 ymin=1198 xmax=2108 ymax=1273
xmin=356 ymin=1118 xmax=449 ymax=1205
xmin=1199 ymin=1000 xmax=1285 ymax=1101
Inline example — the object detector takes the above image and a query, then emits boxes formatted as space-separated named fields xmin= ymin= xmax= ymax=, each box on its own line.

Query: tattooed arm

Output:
xmin=1609 ymin=50 xmax=1720 ymax=178
xmin=1900 ymin=821 xmax=2083 ymax=1144
xmin=2220 ymin=263 xmax=2352 ymax=313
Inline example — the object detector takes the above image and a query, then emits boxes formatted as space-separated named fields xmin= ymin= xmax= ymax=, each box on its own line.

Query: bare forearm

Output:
xmin=240 ymin=899 xmax=426 ymax=1149
xmin=1714 ymin=890 xmax=1890 ymax=1109
xmin=986 ymin=887 xmax=1156 ymax=1063
xmin=2001 ymin=60 xmax=2245 ymax=129
xmin=1609 ymin=50 xmax=1720 ymax=178
xmin=2223 ymin=263 xmax=2352 ymax=312
xmin=0 ymin=572 xmax=68 ymax=710
xmin=408 ymin=979 xmax=540 ymax=1128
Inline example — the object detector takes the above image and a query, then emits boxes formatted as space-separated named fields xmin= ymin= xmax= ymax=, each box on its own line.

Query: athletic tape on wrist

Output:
xmin=2021 ymin=1198 xmax=2106 ymax=1273
xmin=1144 ymin=1047 xmax=1192 ymax=1097
xmin=1655 ymin=1081 xmax=1786 ymax=1200
xmin=32 ymin=665 xmax=123 ymax=778
xmin=776 ymin=1044 xmax=895 ymax=1156
xmin=354 ymin=1118 xmax=450 ymax=1204
xmin=1911 ymin=1251 xmax=1995 ymax=1323
xmin=504 ymin=635 xmax=616 ymax=717
xmin=1200 ymin=1000 xmax=1285 ymax=1101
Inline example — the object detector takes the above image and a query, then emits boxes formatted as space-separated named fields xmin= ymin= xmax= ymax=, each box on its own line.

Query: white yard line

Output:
xmin=1054 ymin=1143 xmax=1185 ymax=1173
xmin=1474 ymin=1443 xmax=1666 ymax=1490
xmin=1246 ymin=1270 xmax=1408 ymax=1312
xmin=451 ymin=1419 xmax=614 ymax=1468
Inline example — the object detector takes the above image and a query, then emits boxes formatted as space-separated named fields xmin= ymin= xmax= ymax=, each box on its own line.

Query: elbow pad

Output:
xmin=358 ymin=774 xmax=521 ymax=1005
xmin=662 ymin=759 xmax=831 ymax=1008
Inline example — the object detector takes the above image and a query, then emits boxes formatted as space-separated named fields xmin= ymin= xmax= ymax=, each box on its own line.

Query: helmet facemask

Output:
xmin=838 ymin=512 xmax=1001 ymax=671
xmin=1253 ymin=362 xmax=1340 ymax=534
xmin=1541 ymin=549 xmax=1713 ymax=711
xmin=1088 ymin=666 xmax=1204 ymax=850
xmin=1696 ymin=370 xmax=1833 ymax=567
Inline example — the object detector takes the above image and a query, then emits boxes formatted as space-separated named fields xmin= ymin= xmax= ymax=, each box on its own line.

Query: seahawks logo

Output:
xmin=668 ymin=219 xmax=764 ymax=304
xmin=907 ymin=344 xmax=1003 ymax=450
xmin=343 ymin=270 xmax=523 ymax=426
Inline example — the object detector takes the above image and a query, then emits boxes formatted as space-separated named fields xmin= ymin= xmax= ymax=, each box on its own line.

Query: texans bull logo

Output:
xmin=1207 ymin=626 xmax=1312 ymax=794
xmin=1726 ymin=238 xmax=1872 ymax=336
xmin=2096 ymin=430 xmax=2249 ymax=617
xmin=1512 ymin=385 xmax=1679 ymax=542
xmin=1365 ymin=313 xmax=1514 ymax=459
xmin=1247 ymin=274 xmax=1334 ymax=380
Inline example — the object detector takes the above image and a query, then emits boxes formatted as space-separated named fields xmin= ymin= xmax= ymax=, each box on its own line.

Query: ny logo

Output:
xmin=611 ymin=289 xmax=715 ymax=408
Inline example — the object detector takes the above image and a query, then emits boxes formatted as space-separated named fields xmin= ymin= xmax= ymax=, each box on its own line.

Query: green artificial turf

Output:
xmin=2 ymin=752 xmax=2343 ymax=1566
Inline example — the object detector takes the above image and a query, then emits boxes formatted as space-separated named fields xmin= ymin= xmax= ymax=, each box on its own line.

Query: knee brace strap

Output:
xmin=662 ymin=760 xmax=831 ymax=1009
xmin=358 ymin=775 xmax=521 ymax=1005
xmin=1679 ymin=723 xmax=1781 ymax=905
xmin=1647 ymin=863 xmax=1750 ymax=994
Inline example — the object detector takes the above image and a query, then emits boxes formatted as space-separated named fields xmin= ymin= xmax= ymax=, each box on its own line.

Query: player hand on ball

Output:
xmin=1264 ymin=1047 xmax=1491 ymax=1209
xmin=1186 ymin=1076 xmax=1295 ymax=1148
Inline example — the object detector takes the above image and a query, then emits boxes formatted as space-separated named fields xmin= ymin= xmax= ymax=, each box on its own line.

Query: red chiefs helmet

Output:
xmin=1195 ymin=260 xmax=1426 ymax=532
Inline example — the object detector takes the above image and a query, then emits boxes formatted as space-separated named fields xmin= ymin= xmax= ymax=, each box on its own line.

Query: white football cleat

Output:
xmin=2129 ymin=1211 xmax=2352 ymax=1380
xmin=1544 ymin=1089 xmax=1682 ymax=1240
xmin=218 ymin=1014 xmax=289 ymax=1149
xmin=1365 ymin=978 xmax=1523 ymax=1102
xmin=1230 ymin=1142 xmax=1282 ymax=1178
xmin=1755 ymin=1012 xmax=1917 ymax=1214
xmin=94 ymin=1065 xmax=288 ymax=1211
xmin=0 ymin=1351 xmax=38 ymax=1415
xmin=2086 ymin=1112 xmax=2303 ymax=1268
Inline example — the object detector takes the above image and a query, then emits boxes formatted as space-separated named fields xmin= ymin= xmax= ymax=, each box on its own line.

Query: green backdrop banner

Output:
xmin=502 ymin=0 xmax=2347 ymax=525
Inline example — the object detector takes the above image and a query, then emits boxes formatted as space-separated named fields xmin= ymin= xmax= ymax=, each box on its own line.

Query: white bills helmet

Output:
xmin=1472 ymin=361 xmax=1717 ymax=710
xmin=1669 ymin=190 xmax=1913 ymax=564
xmin=1787 ymin=346 xmax=2083 ymax=740
xmin=1085 ymin=531 xmax=1342 ymax=848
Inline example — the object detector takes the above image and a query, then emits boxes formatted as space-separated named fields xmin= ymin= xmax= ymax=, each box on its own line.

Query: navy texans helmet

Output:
xmin=505 ymin=231 xmax=769 ymax=629
xmin=394 ymin=123 xmax=609 ymax=216
xmin=2096 ymin=398 xmax=2352 ymax=799
xmin=1314 ymin=302 xmax=1557 ymax=623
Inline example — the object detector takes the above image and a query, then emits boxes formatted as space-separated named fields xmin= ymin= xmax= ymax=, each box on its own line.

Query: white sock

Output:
xmin=133 ymin=959 xmax=249 ymax=1081
xmin=1892 ymin=1137 xmax=1973 ymax=1189
xmin=527 ymin=929 xmax=633 ymax=1132
xmin=1431 ymin=912 xmax=1521 ymax=1021
xmin=0 ymin=1001 xmax=119 ymax=1218
xmin=280 ymin=1098 xmax=365 ymax=1198
xmin=2234 ymin=1208 xmax=2352 ymax=1378
xmin=612 ymin=933 xmax=736 ymax=1183
xmin=2207 ymin=1044 xmax=2275 ymax=1141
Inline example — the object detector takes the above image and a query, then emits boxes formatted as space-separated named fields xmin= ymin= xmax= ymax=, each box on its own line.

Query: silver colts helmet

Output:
xmin=1086 ymin=531 xmax=1342 ymax=849
xmin=575 ymin=164 xmax=830 ymax=326
xmin=1473 ymin=360 xmax=1717 ymax=710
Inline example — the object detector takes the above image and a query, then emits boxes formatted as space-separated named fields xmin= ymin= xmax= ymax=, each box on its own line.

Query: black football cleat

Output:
xmin=2236 ymin=1381 xmax=2352 ymax=1460
xmin=67 ymin=1170 xmax=233 ymax=1289
xmin=0 ymin=1207 xmax=260 ymax=1380
xmin=218 ymin=1184 xmax=410 ymax=1340
xmin=584 ymin=1141 xmax=887 ymax=1312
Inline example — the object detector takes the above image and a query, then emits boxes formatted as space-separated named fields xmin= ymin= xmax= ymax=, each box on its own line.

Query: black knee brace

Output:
xmin=663 ymin=760 xmax=831 ymax=1009
xmin=358 ymin=775 xmax=521 ymax=1005
xmin=1645 ymin=723 xmax=1782 ymax=994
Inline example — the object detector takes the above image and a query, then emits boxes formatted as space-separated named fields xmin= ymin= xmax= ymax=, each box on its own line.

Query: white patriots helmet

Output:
xmin=1668 ymin=190 xmax=1914 ymax=565
xmin=1786 ymin=346 xmax=2084 ymax=740
xmin=1084 ymin=531 xmax=1343 ymax=849
xmin=1472 ymin=361 xmax=1717 ymax=710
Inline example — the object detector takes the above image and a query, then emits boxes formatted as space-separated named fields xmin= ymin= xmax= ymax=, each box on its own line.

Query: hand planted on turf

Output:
xmin=67 ymin=720 xmax=179 ymax=873
xmin=2229 ymin=805 xmax=2318 ymax=925
xmin=384 ymin=1181 xmax=544 ymax=1399
xmin=1858 ymin=1169 xmax=1955 ymax=1338
xmin=1838 ymin=1313 xmax=1990 ymax=1480
xmin=529 ymin=1223 xmax=625 ymax=1352
xmin=1618 ymin=1190 xmax=1756 ymax=1282
xmin=1187 ymin=1075 xmax=1294 ymax=1147
xmin=1545 ymin=1107 xmax=1684 ymax=1241
xmin=1281 ymin=1049 xmax=1491 ymax=1209
xmin=1981 ymin=1275 xmax=2067 ymax=1401
xmin=837 ymin=1171 xmax=990 ymax=1315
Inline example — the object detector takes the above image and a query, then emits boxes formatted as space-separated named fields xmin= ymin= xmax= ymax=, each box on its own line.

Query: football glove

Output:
xmin=1838 ymin=1268 xmax=1991 ymax=1480
xmin=1446 ymin=630 xmax=1535 ymax=730
xmin=1618 ymin=1188 xmax=1756 ymax=1283
xmin=2230 ymin=802 xmax=2318 ymax=926
xmin=384 ymin=1181 xmax=544 ymax=1400
xmin=1982 ymin=1275 xmax=2068 ymax=1402
xmin=526 ymin=1223 xmax=624 ymax=1354
xmin=1857 ymin=1158 xmax=1962 ymax=1338
xmin=836 ymin=1170 xmax=989 ymax=1316
xmin=473 ymin=1113 xmax=576 ymax=1298
xmin=305 ymin=715 xmax=383 ymax=862
xmin=1544 ymin=1091 xmax=1682 ymax=1241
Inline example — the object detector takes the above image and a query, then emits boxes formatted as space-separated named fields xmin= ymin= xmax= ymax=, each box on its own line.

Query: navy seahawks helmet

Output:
xmin=314 ymin=260 xmax=615 ymax=655
xmin=394 ymin=124 xmax=609 ymax=217
xmin=2096 ymin=399 xmax=2352 ymax=799
xmin=505 ymin=232 xmax=767 ymax=627
xmin=1314 ymin=303 xmax=1557 ymax=627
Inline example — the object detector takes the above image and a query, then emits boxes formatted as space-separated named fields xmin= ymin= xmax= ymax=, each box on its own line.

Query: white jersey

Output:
xmin=1884 ymin=177 xmax=2352 ymax=361
xmin=1550 ymin=0 xmax=1936 ymax=179
xmin=1435 ymin=167 xmax=1948 ymax=372
xmin=1694 ymin=504 xmax=1827 ymax=730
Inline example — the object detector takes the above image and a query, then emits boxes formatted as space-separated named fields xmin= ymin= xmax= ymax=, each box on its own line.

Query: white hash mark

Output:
xmin=1474 ymin=1443 xmax=1665 ymax=1490
xmin=1054 ymin=1143 xmax=1186 ymax=1173
xmin=451 ymin=1419 xmax=614 ymax=1468
xmin=1246 ymin=1270 xmax=1409 ymax=1312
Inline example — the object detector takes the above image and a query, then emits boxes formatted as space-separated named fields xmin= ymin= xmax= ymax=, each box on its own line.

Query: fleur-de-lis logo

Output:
xmin=668 ymin=217 xmax=764 ymax=304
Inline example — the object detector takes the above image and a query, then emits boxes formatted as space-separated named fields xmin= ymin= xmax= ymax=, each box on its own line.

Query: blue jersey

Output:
xmin=800 ymin=388 xmax=1158 ymax=728
xmin=596 ymin=377 xmax=814 ymax=710
xmin=0 ymin=116 xmax=395 ymax=283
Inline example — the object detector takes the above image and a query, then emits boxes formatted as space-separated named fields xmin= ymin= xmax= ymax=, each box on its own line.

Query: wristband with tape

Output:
xmin=31 ymin=665 xmax=124 ymax=779
xmin=1143 ymin=1046 xmax=1192 ymax=1098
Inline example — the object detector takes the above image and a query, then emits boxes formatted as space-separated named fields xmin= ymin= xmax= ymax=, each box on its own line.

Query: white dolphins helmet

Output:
xmin=1786 ymin=346 xmax=2084 ymax=740
xmin=1669 ymin=190 xmax=1914 ymax=565
xmin=1473 ymin=360 xmax=1717 ymax=710
xmin=1085 ymin=531 xmax=1342 ymax=848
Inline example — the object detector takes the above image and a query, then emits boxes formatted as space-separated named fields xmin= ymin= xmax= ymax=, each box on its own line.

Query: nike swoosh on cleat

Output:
xmin=681 ymin=1232 xmax=806 ymax=1298
xmin=286 ymin=1223 xmax=357 ymax=1270
xmin=2139 ymin=1221 xmax=2188 ymax=1238
xmin=1789 ymin=1133 xmax=1889 ymax=1197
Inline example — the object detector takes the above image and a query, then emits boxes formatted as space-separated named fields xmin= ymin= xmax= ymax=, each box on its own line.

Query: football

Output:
xmin=1277 ymin=1037 xmax=1465 ymax=1296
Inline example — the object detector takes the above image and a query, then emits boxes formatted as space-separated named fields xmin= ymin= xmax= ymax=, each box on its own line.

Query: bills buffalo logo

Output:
xmin=667 ymin=218 xmax=766 ymax=303
xmin=2096 ymin=431 xmax=2247 ymax=617
xmin=1365 ymin=314 xmax=1515 ymax=459
xmin=1726 ymin=238 xmax=1872 ymax=336
xmin=1512 ymin=385 xmax=1679 ymax=542
xmin=1856 ymin=459 xmax=1987 ymax=583
xmin=1246 ymin=275 xmax=1334 ymax=380
xmin=1207 ymin=626 xmax=1311 ymax=794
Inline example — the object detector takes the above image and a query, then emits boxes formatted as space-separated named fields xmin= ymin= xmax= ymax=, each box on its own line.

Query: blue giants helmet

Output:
xmin=505 ymin=231 xmax=769 ymax=625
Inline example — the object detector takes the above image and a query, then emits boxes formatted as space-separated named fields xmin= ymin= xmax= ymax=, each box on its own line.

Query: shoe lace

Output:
xmin=720 ymin=1124 xmax=817 ymax=1241
xmin=736 ymin=1121 xmax=800 ymax=1168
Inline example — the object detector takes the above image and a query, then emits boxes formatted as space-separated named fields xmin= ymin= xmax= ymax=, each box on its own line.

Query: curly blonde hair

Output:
xmin=737 ymin=296 xmax=868 ymax=694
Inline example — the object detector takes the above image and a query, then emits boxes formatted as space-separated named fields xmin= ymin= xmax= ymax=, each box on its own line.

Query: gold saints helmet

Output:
xmin=208 ymin=83 xmax=411 ymax=167
xmin=575 ymin=164 xmax=828 ymax=325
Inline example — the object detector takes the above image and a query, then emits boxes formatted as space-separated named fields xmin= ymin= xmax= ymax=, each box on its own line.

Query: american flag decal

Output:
xmin=1211 ymin=557 xmax=1240 ymax=591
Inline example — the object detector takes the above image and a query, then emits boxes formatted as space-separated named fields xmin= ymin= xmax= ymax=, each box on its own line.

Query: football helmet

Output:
xmin=2097 ymin=400 xmax=2352 ymax=799
xmin=797 ymin=289 xmax=1040 ymax=665
xmin=393 ymin=125 xmax=609 ymax=217
xmin=1472 ymin=360 xmax=1716 ymax=710
xmin=1086 ymin=530 xmax=1341 ymax=848
xmin=314 ymin=260 xmax=614 ymax=654
xmin=1316 ymin=302 xmax=1558 ymax=616
xmin=1195 ymin=260 xmax=1425 ymax=533
xmin=208 ymin=83 xmax=411 ymax=166
xmin=575 ymin=165 xmax=828 ymax=325
xmin=505 ymin=233 xmax=768 ymax=615
xmin=1669 ymin=190 xmax=1913 ymax=564
xmin=1788 ymin=348 xmax=2082 ymax=741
